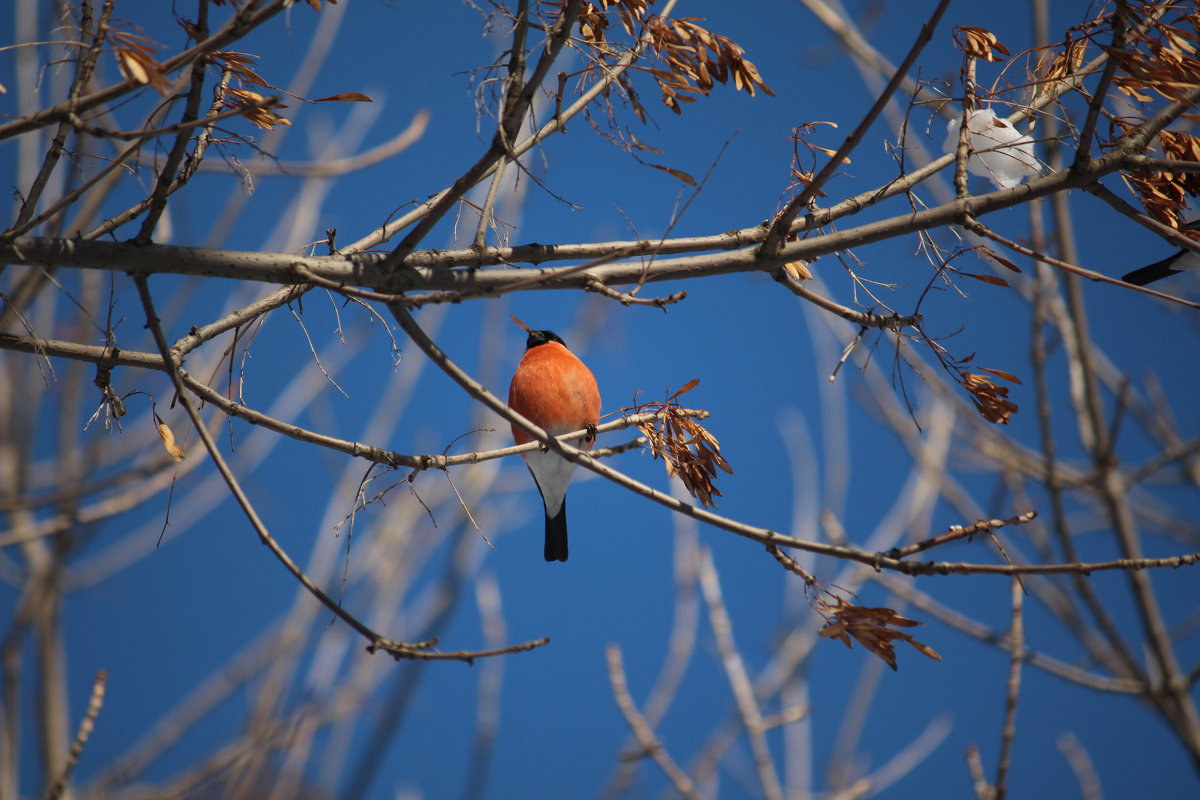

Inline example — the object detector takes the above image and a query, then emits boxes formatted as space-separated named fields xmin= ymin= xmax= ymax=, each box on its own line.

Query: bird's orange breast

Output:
xmin=508 ymin=342 xmax=601 ymax=444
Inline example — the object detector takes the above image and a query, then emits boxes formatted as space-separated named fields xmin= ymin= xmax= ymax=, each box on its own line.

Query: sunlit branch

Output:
xmin=606 ymin=644 xmax=707 ymax=800
xmin=389 ymin=301 xmax=1200 ymax=578
xmin=0 ymin=0 xmax=294 ymax=142
xmin=128 ymin=275 xmax=539 ymax=664
xmin=761 ymin=0 xmax=953 ymax=253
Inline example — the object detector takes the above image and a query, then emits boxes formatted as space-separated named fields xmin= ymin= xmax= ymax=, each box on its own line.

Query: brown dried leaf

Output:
xmin=632 ymin=382 xmax=731 ymax=508
xmin=953 ymin=25 xmax=1011 ymax=62
xmin=960 ymin=272 xmax=1010 ymax=287
xmin=962 ymin=371 xmax=1019 ymax=424
xmin=979 ymin=247 xmax=1022 ymax=272
xmin=977 ymin=366 xmax=1023 ymax=384
xmin=157 ymin=422 xmax=185 ymax=462
xmin=112 ymin=29 xmax=170 ymax=94
xmin=810 ymin=143 xmax=850 ymax=164
xmin=315 ymin=92 xmax=374 ymax=103
xmin=1115 ymin=79 xmax=1155 ymax=103
xmin=783 ymin=260 xmax=813 ymax=281
xmin=668 ymin=379 xmax=700 ymax=401
xmin=220 ymin=87 xmax=291 ymax=130
xmin=649 ymin=163 xmax=697 ymax=185
xmin=813 ymin=595 xmax=941 ymax=671
xmin=628 ymin=133 xmax=663 ymax=154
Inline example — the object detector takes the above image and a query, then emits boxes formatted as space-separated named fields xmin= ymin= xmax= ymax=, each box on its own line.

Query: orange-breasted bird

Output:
xmin=507 ymin=317 xmax=601 ymax=562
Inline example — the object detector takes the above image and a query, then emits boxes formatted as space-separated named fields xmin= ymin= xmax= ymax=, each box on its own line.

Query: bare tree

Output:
xmin=2 ymin=1 xmax=1198 ymax=798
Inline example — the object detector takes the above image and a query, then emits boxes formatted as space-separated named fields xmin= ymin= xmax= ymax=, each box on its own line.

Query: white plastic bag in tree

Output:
xmin=944 ymin=108 xmax=1040 ymax=189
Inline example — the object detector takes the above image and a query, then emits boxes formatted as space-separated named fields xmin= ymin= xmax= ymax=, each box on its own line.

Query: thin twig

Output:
xmin=130 ymin=275 xmax=535 ymax=664
xmin=963 ymin=216 xmax=1200 ymax=309
xmin=1056 ymin=732 xmax=1104 ymax=800
xmin=698 ymin=549 xmax=784 ymax=800
xmin=776 ymin=271 xmax=921 ymax=329
xmin=967 ymin=744 xmax=988 ymax=800
xmin=993 ymin=579 xmax=1024 ymax=800
xmin=761 ymin=0 xmax=953 ymax=253
xmin=0 ymin=0 xmax=295 ymax=142
xmin=886 ymin=511 xmax=1037 ymax=559
xmin=953 ymin=53 xmax=978 ymax=199
xmin=386 ymin=0 xmax=585 ymax=263
xmin=12 ymin=0 xmax=108 ymax=232
xmin=43 ymin=670 xmax=106 ymax=800
xmin=605 ymin=644 xmax=707 ymax=800
xmin=585 ymin=278 xmax=687 ymax=309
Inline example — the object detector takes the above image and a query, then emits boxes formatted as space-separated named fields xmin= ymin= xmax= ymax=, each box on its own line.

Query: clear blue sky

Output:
xmin=5 ymin=1 xmax=1199 ymax=798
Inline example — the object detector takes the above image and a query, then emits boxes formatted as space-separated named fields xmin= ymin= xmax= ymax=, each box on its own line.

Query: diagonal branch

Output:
xmin=0 ymin=0 xmax=293 ymax=142
xmin=760 ymin=0 xmax=953 ymax=254
xmin=606 ymin=644 xmax=707 ymax=800
xmin=387 ymin=302 xmax=1200 ymax=578
xmin=384 ymin=0 xmax=585 ymax=264
xmin=129 ymin=275 xmax=539 ymax=663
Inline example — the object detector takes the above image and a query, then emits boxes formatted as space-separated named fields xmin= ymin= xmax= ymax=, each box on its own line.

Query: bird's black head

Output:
xmin=526 ymin=329 xmax=566 ymax=350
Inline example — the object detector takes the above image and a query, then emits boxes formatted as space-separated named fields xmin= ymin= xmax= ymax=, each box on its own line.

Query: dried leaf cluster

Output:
xmin=207 ymin=49 xmax=370 ymax=130
xmin=576 ymin=0 xmax=651 ymax=43
xmin=1033 ymin=4 xmax=1200 ymax=227
xmin=952 ymin=25 xmax=1011 ymax=63
xmin=812 ymin=589 xmax=941 ymax=672
xmin=1033 ymin=35 xmax=1088 ymax=99
xmin=571 ymin=1 xmax=773 ymax=115
xmin=632 ymin=380 xmax=732 ymax=508
xmin=960 ymin=367 xmax=1021 ymax=425
xmin=111 ymin=26 xmax=170 ymax=94
xmin=641 ymin=16 xmax=774 ymax=114
xmin=1105 ymin=2 xmax=1200 ymax=105
xmin=910 ymin=326 xmax=1023 ymax=425
xmin=1123 ymin=129 xmax=1200 ymax=227
xmin=784 ymin=121 xmax=848 ymax=199
xmin=109 ymin=7 xmax=366 ymax=135
xmin=1102 ymin=6 xmax=1200 ymax=226
xmin=221 ymin=87 xmax=292 ymax=130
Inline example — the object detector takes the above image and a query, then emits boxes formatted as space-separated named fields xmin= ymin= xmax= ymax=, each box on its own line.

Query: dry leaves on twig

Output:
xmin=1105 ymin=4 xmax=1200 ymax=105
xmin=961 ymin=367 xmax=1021 ymax=425
xmin=631 ymin=379 xmax=732 ymax=508
xmin=153 ymin=410 xmax=185 ymax=462
xmin=1123 ymin=130 xmax=1200 ymax=228
xmin=570 ymin=2 xmax=773 ymax=115
xmin=218 ymin=87 xmax=292 ymax=130
xmin=953 ymin=25 xmax=1011 ymax=63
xmin=1033 ymin=35 xmax=1088 ymax=99
xmin=111 ymin=27 xmax=170 ymax=94
xmin=785 ymin=121 xmax=850 ymax=199
xmin=810 ymin=584 xmax=941 ymax=671
xmin=1072 ymin=5 xmax=1200 ymax=224
xmin=208 ymin=50 xmax=371 ymax=130
xmin=923 ymin=336 xmax=1022 ymax=425
xmin=643 ymin=16 xmax=774 ymax=114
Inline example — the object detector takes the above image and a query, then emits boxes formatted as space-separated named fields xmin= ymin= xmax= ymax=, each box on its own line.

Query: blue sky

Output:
xmin=4 ymin=1 xmax=1200 ymax=798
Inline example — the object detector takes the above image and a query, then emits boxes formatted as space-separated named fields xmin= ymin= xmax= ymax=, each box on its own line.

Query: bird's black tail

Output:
xmin=544 ymin=497 xmax=569 ymax=562
xmin=1122 ymin=252 xmax=1184 ymax=286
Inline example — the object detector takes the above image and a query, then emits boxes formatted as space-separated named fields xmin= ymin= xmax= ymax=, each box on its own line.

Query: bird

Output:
xmin=507 ymin=316 xmax=600 ymax=562
xmin=1122 ymin=219 xmax=1200 ymax=286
